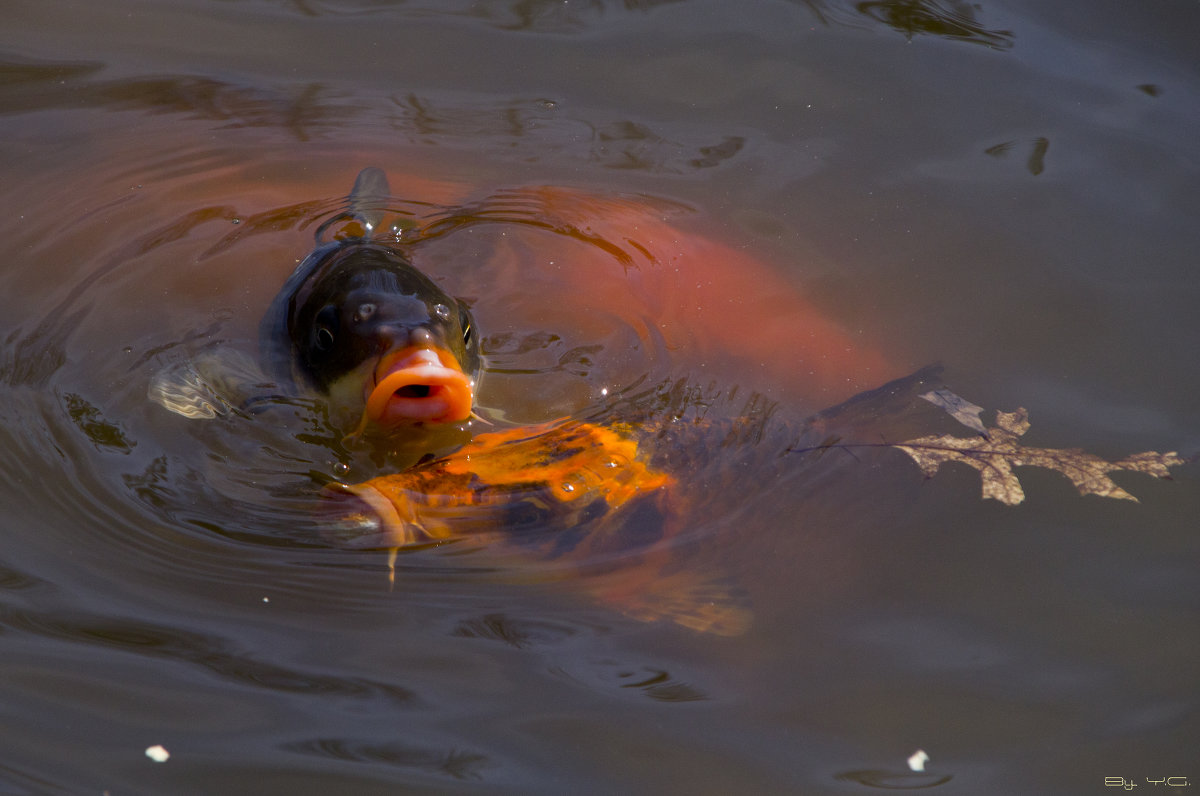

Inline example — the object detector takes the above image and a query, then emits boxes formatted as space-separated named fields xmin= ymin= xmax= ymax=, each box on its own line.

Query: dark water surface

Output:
xmin=2 ymin=1 xmax=1197 ymax=793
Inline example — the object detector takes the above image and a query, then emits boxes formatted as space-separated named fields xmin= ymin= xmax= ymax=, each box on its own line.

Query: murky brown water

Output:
xmin=1 ymin=1 xmax=1197 ymax=793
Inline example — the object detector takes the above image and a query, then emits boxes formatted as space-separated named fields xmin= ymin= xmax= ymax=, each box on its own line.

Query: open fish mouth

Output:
xmin=363 ymin=346 xmax=474 ymax=427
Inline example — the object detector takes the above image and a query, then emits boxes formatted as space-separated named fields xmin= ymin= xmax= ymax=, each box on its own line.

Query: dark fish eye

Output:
xmin=315 ymin=326 xmax=335 ymax=352
xmin=312 ymin=305 xmax=339 ymax=353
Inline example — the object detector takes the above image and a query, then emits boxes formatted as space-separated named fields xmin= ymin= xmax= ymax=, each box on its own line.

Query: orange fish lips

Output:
xmin=363 ymin=346 xmax=474 ymax=428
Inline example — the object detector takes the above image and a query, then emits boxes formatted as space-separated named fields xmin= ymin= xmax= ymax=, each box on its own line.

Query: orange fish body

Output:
xmin=330 ymin=419 xmax=673 ymax=549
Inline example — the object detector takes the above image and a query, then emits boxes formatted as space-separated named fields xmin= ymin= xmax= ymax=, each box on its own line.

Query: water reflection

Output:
xmin=0 ymin=57 xmax=364 ymax=141
xmin=215 ymin=0 xmax=685 ymax=32
xmin=835 ymin=767 xmax=954 ymax=789
xmin=0 ymin=605 xmax=418 ymax=702
xmin=613 ymin=666 xmax=707 ymax=703
xmin=855 ymin=0 xmax=1012 ymax=48
xmin=389 ymin=96 xmax=750 ymax=173
xmin=202 ymin=0 xmax=1011 ymax=50
xmin=0 ymin=56 xmax=104 ymax=110
xmin=285 ymin=737 xmax=492 ymax=780
xmin=61 ymin=392 xmax=136 ymax=454
xmin=1 ymin=204 xmax=237 ymax=389
xmin=1 ymin=56 xmax=752 ymax=173
xmin=796 ymin=0 xmax=1013 ymax=49
xmin=985 ymin=136 xmax=1051 ymax=176
xmin=547 ymin=656 xmax=710 ymax=702
xmin=451 ymin=612 xmax=583 ymax=648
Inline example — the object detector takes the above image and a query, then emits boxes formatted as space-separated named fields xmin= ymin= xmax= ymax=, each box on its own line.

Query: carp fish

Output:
xmin=154 ymin=166 xmax=922 ymax=635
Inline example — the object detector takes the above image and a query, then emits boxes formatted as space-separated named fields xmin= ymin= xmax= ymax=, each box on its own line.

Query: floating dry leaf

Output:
xmin=893 ymin=407 xmax=1184 ymax=506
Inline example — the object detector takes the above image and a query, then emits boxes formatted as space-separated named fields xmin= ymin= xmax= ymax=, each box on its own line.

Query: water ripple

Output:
xmin=0 ymin=603 xmax=419 ymax=705
xmin=284 ymin=737 xmax=492 ymax=780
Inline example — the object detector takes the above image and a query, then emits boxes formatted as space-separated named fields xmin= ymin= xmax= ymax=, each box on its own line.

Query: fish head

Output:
xmin=282 ymin=241 xmax=479 ymax=430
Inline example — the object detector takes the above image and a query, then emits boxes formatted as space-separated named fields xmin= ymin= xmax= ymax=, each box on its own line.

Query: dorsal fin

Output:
xmin=347 ymin=166 xmax=392 ymax=236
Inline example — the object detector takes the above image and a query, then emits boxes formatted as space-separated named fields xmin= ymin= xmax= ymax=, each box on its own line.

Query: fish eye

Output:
xmin=315 ymin=326 xmax=335 ymax=352
xmin=313 ymin=305 xmax=339 ymax=353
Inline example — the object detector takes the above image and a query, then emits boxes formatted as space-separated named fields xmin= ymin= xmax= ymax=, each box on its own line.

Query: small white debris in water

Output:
xmin=145 ymin=745 xmax=170 ymax=763
xmin=907 ymin=749 xmax=929 ymax=772
xmin=262 ymin=597 xmax=270 ymax=603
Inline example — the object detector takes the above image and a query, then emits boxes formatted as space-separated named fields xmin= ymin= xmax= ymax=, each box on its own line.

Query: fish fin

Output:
xmin=593 ymin=569 xmax=752 ymax=637
xmin=348 ymin=166 xmax=391 ymax=234
xmin=469 ymin=410 xmax=495 ymax=426
xmin=148 ymin=360 xmax=226 ymax=419
xmin=148 ymin=349 xmax=268 ymax=419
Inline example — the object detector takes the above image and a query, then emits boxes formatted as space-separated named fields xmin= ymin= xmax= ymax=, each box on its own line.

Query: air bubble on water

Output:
xmin=561 ymin=483 xmax=575 ymax=493
xmin=122 ymin=346 xmax=133 ymax=354
xmin=332 ymin=462 xmax=350 ymax=477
